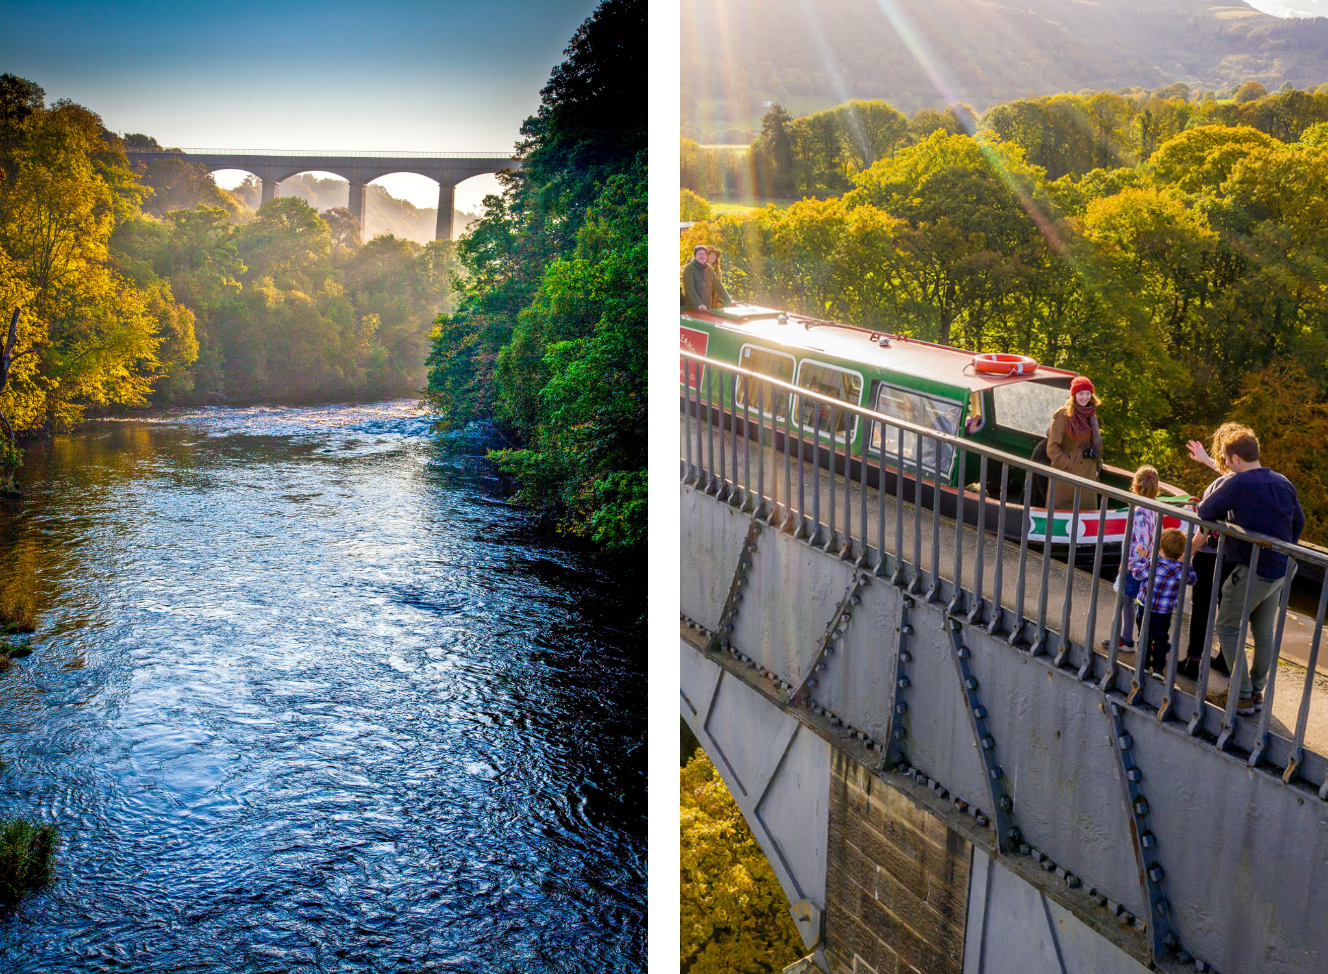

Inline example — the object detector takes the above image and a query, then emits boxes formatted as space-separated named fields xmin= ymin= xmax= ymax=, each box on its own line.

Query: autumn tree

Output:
xmin=681 ymin=750 xmax=804 ymax=974
xmin=0 ymin=94 xmax=182 ymax=436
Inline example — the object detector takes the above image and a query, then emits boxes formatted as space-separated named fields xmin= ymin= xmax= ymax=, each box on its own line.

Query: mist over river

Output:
xmin=0 ymin=401 xmax=645 ymax=973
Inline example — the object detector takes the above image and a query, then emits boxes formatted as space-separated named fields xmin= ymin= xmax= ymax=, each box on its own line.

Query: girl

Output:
xmin=1105 ymin=465 xmax=1160 ymax=654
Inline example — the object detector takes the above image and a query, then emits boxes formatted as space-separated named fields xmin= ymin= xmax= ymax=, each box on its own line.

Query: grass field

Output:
xmin=708 ymin=196 xmax=799 ymax=216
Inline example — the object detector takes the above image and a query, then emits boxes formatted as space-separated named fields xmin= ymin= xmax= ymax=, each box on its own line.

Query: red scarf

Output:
xmin=1068 ymin=397 xmax=1096 ymax=438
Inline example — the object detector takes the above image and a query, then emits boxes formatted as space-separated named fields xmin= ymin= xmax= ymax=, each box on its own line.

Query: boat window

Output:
xmin=795 ymin=361 xmax=863 ymax=439
xmin=966 ymin=391 xmax=985 ymax=434
xmin=991 ymin=379 xmax=1072 ymax=438
xmin=870 ymin=384 xmax=962 ymax=479
xmin=735 ymin=345 xmax=795 ymax=420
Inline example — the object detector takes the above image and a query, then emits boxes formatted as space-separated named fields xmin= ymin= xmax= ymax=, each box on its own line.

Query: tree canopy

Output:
xmin=684 ymin=88 xmax=1328 ymax=538
xmin=426 ymin=0 xmax=646 ymax=551
xmin=0 ymin=73 xmax=466 ymax=489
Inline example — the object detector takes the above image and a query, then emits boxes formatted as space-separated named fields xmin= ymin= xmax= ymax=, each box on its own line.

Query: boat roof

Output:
xmin=683 ymin=305 xmax=1079 ymax=393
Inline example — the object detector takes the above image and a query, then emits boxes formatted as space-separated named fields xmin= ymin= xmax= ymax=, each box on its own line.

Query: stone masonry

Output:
xmin=825 ymin=751 xmax=970 ymax=974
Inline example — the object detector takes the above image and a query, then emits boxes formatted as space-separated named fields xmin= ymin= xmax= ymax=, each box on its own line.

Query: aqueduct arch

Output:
xmin=127 ymin=148 xmax=520 ymax=241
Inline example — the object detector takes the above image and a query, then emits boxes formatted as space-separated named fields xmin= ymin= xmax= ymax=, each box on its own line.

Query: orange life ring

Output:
xmin=973 ymin=353 xmax=1039 ymax=377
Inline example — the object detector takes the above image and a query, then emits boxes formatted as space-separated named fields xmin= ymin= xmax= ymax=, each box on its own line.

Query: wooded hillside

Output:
xmin=682 ymin=0 xmax=1328 ymax=141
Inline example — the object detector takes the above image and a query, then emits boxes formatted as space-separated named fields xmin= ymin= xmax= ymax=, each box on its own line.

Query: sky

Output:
xmin=0 ymin=0 xmax=599 ymax=211
xmin=1247 ymin=0 xmax=1328 ymax=14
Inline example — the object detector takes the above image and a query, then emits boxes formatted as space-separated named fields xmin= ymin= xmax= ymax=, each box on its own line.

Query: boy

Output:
xmin=1132 ymin=528 xmax=1197 ymax=676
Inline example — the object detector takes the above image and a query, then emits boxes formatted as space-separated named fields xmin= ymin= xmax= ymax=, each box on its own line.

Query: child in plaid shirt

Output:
xmin=1132 ymin=528 xmax=1198 ymax=676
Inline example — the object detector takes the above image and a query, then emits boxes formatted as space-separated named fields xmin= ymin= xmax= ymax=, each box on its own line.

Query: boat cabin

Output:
xmin=680 ymin=304 xmax=1190 ymax=546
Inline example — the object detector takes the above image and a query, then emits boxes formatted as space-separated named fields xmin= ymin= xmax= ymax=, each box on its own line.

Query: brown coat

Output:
xmin=1046 ymin=404 xmax=1103 ymax=511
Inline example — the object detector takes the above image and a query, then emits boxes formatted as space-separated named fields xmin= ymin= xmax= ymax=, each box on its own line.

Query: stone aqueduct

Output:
xmin=125 ymin=148 xmax=521 ymax=241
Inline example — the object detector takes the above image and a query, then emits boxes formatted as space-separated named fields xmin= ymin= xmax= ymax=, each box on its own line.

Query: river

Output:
xmin=0 ymin=401 xmax=645 ymax=973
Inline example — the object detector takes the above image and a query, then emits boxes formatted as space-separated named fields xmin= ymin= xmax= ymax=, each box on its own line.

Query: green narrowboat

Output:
xmin=680 ymin=304 xmax=1191 ymax=552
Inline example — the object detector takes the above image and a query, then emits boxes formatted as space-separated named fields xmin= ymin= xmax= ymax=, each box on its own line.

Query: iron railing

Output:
xmin=681 ymin=350 xmax=1328 ymax=788
xmin=122 ymin=148 xmax=515 ymax=159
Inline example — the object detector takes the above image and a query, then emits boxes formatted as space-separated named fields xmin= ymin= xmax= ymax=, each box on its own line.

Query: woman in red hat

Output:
xmin=1046 ymin=375 xmax=1104 ymax=510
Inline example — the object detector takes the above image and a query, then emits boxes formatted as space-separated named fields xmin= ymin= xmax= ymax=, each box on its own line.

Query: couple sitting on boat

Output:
xmin=681 ymin=245 xmax=731 ymax=313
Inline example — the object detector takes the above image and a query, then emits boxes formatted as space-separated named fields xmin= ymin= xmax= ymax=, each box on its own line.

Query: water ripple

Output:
xmin=0 ymin=401 xmax=644 ymax=973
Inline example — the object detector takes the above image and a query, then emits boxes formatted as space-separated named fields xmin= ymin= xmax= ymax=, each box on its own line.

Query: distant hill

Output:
xmin=228 ymin=174 xmax=479 ymax=243
xmin=681 ymin=0 xmax=1328 ymax=140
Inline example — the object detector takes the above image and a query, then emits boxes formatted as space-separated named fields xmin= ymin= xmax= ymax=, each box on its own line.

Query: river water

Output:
xmin=0 ymin=401 xmax=645 ymax=973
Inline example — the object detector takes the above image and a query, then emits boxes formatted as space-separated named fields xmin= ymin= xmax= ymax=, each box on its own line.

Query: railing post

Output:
xmin=1217 ymin=546 xmax=1262 ymax=751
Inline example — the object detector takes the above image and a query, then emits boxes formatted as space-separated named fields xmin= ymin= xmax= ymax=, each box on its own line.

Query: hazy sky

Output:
xmin=1247 ymin=0 xmax=1328 ymax=15
xmin=0 ymin=0 xmax=599 ymax=210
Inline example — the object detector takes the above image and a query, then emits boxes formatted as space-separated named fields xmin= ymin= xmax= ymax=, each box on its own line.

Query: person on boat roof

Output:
xmin=682 ymin=244 xmax=731 ymax=312
xmin=1046 ymin=375 xmax=1103 ymax=510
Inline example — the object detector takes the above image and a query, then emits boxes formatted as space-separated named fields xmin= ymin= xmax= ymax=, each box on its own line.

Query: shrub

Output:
xmin=0 ymin=819 xmax=58 ymax=905
xmin=681 ymin=188 xmax=714 ymax=222
xmin=0 ymin=596 xmax=36 ymax=635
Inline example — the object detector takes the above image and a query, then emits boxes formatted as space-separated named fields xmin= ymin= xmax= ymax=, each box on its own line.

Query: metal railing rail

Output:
xmin=123 ymin=148 xmax=515 ymax=159
xmin=680 ymin=350 xmax=1328 ymax=794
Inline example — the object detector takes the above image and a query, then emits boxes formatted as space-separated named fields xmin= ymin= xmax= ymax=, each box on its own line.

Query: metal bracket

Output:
xmin=789 ymin=569 xmax=872 ymax=707
xmin=881 ymin=597 xmax=915 ymax=771
xmin=1105 ymin=700 xmax=1178 ymax=965
xmin=706 ymin=517 xmax=763 ymax=655
xmin=788 ymin=899 xmax=824 ymax=952
xmin=946 ymin=621 xmax=1017 ymax=854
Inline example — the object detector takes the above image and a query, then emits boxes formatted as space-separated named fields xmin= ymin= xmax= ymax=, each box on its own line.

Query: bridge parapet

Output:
xmin=681 ymin=351 xmax=1328 ymax=974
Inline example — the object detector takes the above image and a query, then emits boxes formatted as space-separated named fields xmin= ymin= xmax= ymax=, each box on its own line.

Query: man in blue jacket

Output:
xmin=1196 ymin=428 xmax=1305 ymax=715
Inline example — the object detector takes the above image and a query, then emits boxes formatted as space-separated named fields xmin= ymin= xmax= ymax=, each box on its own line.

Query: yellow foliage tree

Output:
xmin=0 ymin=100 xmax=191 ymax=436
xmin=680 ymin=750 xmax=804 ymax=974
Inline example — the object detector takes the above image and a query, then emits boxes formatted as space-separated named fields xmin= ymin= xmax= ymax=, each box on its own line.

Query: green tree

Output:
xmin=833 ymin=99 xmax=909 ymax=171
xmin=846 ymin=132 xmax=1050 ymax=347
xmin=427 ymin=0 xmax=646 ymax=550
xmin=140 ymin=157 xmax=240 ymax=217
xmin=751 ymin=104 xmax=796 ymax=198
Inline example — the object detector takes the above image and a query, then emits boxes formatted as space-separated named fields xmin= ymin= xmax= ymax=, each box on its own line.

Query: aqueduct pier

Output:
xmin=681 ymin=349 xmax=1328 ymax=974
xmin=125 ymin=148 xmax=520 ymax=241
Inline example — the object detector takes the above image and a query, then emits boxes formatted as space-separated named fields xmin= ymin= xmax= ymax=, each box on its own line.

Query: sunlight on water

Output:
xmin=0 ymin=402 xmax=644 ymax=973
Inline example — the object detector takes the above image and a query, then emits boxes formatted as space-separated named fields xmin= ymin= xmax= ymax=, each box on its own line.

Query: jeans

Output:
xmin=1114 ymin=572 xmax=1142 ymax=646
xmin=1143 ymin=610 xmax=1174 ymax=675
xmin=1214 ymin=565 xmax=1285 ymax=702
